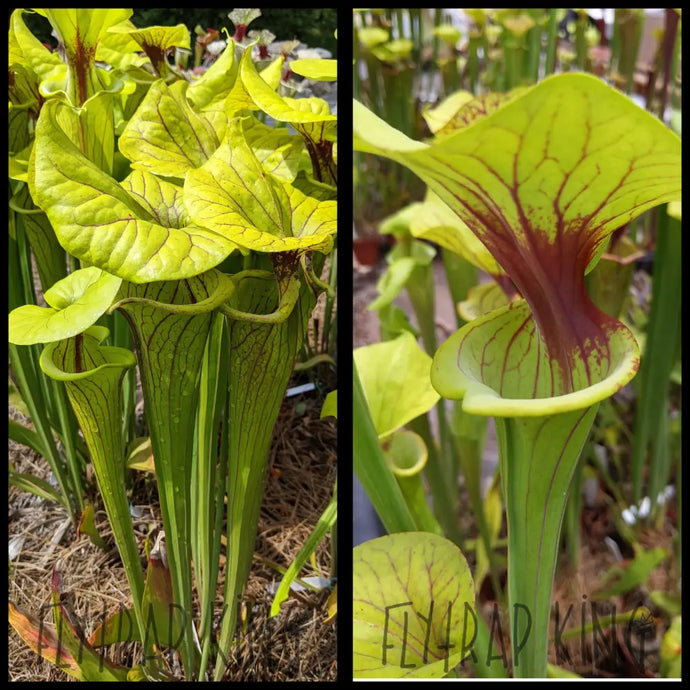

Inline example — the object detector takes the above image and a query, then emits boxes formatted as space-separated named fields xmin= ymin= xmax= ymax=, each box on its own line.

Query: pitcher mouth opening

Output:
xmin=39 ymin=327 xmax=136 ymax=382
xmin=431 ymin=300 xmax=639 ymax=418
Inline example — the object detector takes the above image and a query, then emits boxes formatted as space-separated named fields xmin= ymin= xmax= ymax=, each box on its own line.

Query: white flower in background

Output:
xmin=622 ymin=486 xmax=675 ymax=525
xmin=206 ymin=40 xmax=226 ymax=57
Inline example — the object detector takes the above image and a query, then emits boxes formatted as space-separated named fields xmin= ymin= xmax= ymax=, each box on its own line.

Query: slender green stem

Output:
xmin=321 ymin=246 xmax=337 ymax=355
xmin=656 ymin=9 xmax=680 ymax=120
xmin=449 ymin=406 xmax=502 ymax=601
xmin=543 ymin=10 xmax=559 ymax=78
xmin=9 ymin=344 xmax=76 ymax=515
xmin=432 ymin=9 xmax=441 ymax=66
xmin=385 ymin=431 xmax=442 ymax=535
xmin=497 ymin=406 xmax=598 ymax=677
xmin=525 ymin=17 xmax=542 ymax=83
xmin=269 ymin=485 xmax=337 ymax=617
xmin=574 ymin=13 xmax=589 ymax=72
xmin=52 ymin=384 xmax=85 ymax=514
xmin=407 ymin=414 xmax=461 ymax=544
xmin=198 ymin=375 xmax=231 ymax=680
xmin=609 ymin=9 xmax=622 ymax=79
xmin=563 ymin=458 xmax=583 ymax=569
xmin=503 ymin=33 xmax=519 ymax=91
xmin=467 ymin=34 xmax=480 ymax=94
xmin=364 ymin=51 xmax=382 ymax=116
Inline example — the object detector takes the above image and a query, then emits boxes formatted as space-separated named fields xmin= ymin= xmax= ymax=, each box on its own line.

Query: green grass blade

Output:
xmin=8 ymin=470 xmax=68 ymax=507
xmin=192 ymin=312 xmax=228 ymax=676
xmin=353 ymin=361 xmax=417 ymax=535
xmin=8 ymin=418 xmax=50 ymax=460
xmin=631 ymin=206 xmax=682 ymax=506
xmin=9 ymin=343 xmax=75 ymax=517
xmin=269 ymin=483 xmax=337 ymax=617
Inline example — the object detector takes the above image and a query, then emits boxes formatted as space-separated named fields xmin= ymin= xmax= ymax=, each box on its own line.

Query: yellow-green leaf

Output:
xmin=31 ymin=99 xmax=238 ymax=283
xmin=408 ymin=191 xmax=504 ymax=276
xmin=9 ymin=267 xmax=122 ymax=345
xmin=185 ymin=117 xmax=335 ymax=254
xmin=354 ymin=332 xmax=440 ymax=440
xmin=290 ymin=58 xmax=337 ymax=81
xmin=187 ymin=38 xmax=239 ymax=111
xmin=240 ymin=48 xmax=337 ymax=126
xmin=422 ymin=90 xmax=474 ymax=134
xmin=458 ymin=282 xmax=513 ymax=322
xmin=126 ymin=437 xmax=155 ymax=473
xmin=119 ymin=79 xmax=219 ymax=178
xmin=37 ymin=9 xmax=132 ymax=105
xmin=354 ymin=532 xmax=475 ymax=678
xmin=8 ymin=9 xmax=66 ymax=84
xmin=320 ymin=390 xmax=337 ymax=419
xmin=77 ymin=503 xmax=108 ymax=549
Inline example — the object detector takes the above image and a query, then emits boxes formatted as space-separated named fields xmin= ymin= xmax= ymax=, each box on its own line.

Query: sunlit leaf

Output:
xmin=354 ymin=332 xmax=440 ymax=439
xmin=240 ymin=48 xmax=337 ymax=183
xmin=185 ymin=117 xmax=335 ymax=254
xmin=31 ymin=99 xmax=238 ymax=282
xmin=353 ymin=532 xmax=474 ymax=678
xmin=422 ymin=90 xmax=474 ymax=134
xmin=36 ymin=9 xmax=132 ymax=105
xmin=107 ymin=22 xmax=190 ymax=77
xmin=320 ymin=390 xmax=337 ymax=419
xmin=8 ymin=9 xmax=66 ymax=84
xmin=9 ymin=267 xmax=122 ymax=345
xmin=242 ymin=116 xmax=307 ymax=181
xmin=290 ymin=58 xmax=337 ymax=81
xmin=225 ymin=50 xmax=284 ymax=115
xmin=432 ymin=299 xmax=640 ymax=415
xmin=119 ymin=79 xmax=219 ymax=178
xmin=408 ymin=191 xmax=504 ymax=276
xmin=187 ymin=38 xmax=239 ymax=112
xmin=98 ymin=19 xmax=149 ymax=69
xmin=357 ymin=73 xmax=680 ymax=393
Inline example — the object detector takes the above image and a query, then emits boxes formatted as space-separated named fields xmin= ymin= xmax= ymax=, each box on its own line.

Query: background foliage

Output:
xmin=22 ymin=8 xmax=338 ymax=56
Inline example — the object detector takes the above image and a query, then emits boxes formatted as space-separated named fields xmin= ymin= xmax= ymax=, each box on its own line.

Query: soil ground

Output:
xmin=8 ymin=382 xmax=337 ymax=682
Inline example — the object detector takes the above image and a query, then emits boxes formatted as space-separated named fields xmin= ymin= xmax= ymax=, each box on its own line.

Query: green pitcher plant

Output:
xmin=354 ymin=73 xmax=680 ymax=677
xmin=9 ymin=8 xmax=336 ymax=681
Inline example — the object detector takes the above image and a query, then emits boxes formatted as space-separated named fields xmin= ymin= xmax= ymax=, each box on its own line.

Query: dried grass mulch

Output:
xmin=8 ymin=388 xmax=337 ymax=682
